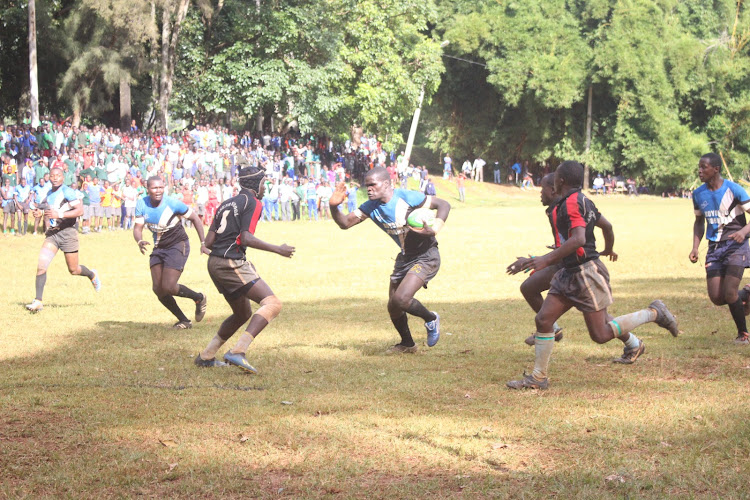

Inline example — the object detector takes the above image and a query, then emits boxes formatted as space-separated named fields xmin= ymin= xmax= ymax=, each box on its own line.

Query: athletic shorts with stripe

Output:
xmin=548 ymin=258 xmax=613 ymax=313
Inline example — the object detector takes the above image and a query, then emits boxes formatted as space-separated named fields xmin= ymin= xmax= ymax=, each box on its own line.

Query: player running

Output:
xmin=690 ymin=153 xmax=750 ymax=344
xmin=328 ymin=166 xmax=450 ymax=353
xmin=507 ymin=161 xmax=679 ymax=390
xmin=25 ymin=167 xmax=100 ymax=312
xmin=195 ymin=164 xmax=295 ymax=372
xmin=507 ymin=173 xmax=619 ymax=347
xmin=133 ymin=176 xmax=208 ymax=329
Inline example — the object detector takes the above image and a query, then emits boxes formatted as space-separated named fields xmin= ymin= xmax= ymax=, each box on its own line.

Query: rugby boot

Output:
xmin=425 ymin=312 xmax=440 ymax=347
xmin=223 ymin=352 xmax=258 ymax=374
xmin=613 ymin=340 xmax=646 ymax=364
xmin=194 ymin=354 xmax=228 ymax=368
xmin=506 ymin=372 xmax=548 ymax=390
xmin=649 ymin=300 xmax=679 ymax=336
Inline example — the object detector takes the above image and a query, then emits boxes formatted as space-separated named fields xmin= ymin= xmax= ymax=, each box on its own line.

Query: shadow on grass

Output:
xmin=2 ymin=280 xmax=749 ymax=497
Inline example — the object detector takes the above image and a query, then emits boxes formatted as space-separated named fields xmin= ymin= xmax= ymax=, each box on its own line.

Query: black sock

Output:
xmin=159 ymin=295 xmax=189 ymax=322
xmin=391 ymin=313 xmax=415 ymax=346
xmin=177 ymin=284 xmax=202 ymax=301
xmin=729 ymin=298 xmax=747 ymax=334
xmin=405 ymin=298 xmax=436 ymax=322
xmin=35 ymin=273 xmax=46 ymax=300
xmin=78 ymin=265 xmax=94 ymax=279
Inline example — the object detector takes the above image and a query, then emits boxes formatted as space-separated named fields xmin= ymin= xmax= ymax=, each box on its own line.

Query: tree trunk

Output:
xmin=28 ymin=0 xmax=40 ymax=127
xmin=351 ymin=125 xmax=363 ymax=150
xmin=584 ymin=84 xmax=593 ymax=190
xmin=256 ymin=108 xmax=263 ymax=132
xmin=156 ymin=0 xmax=190 ymax=131
xmin=120 ymin=73 xmax=132 ymax=132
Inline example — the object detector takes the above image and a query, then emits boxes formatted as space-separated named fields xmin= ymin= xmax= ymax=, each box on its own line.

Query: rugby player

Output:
xmin=328 ymin=166 xmax=450 ymax=353
xmin=507 ymin=161 xmax=679 ymax=390
xmin=133 ymin=176 xmax=208 ymax=329
xmin=507 ymin=173 xmax=621 ymax=347
xmin=690 ymin=153 xmax=750 ymax=344
xmin=25 ymin=167 xmax=100 ymax=312
xmin=195 ymin=164 xmax=295 ymax=371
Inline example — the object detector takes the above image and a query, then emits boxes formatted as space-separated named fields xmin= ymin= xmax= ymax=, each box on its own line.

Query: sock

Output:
xmin=35 ymin=273 xmax=47 ymax=300
xmin=728 ymin=298 xmax=748 ymax=334
xmin=531 ymin=334 xmax=555 ymax=381
xmin=230 ymin=332 xmax=254 ymax=354
xmin=405 ymin=298 xmax=435 ymax=322
xmin=200 ymin=335 xmax=226 ymax=360
xmin=159 ymin=295 xmax=189 ymax=322
xmin=391 ymin=313 xmax=415 ymax=346
xmin=78 ymin=265 xmax=94 ymax=279
xmin=552 ymin=321 xmax=561 ymax=332
xmin=623 ymin=332 xmax=640 ymax=350
xmin=608 ymin=309 xmax=657 ymax=337
xmin=177 ymin=284 xmax=202 ymax=301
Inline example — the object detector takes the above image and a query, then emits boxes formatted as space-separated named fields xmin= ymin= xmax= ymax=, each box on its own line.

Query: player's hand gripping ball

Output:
xmin=406 ymin=207 xmax=436 ymax=229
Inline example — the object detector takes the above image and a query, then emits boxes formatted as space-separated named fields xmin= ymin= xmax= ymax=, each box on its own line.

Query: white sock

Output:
xmin=200 ymin=335 xmax=226 ymax=360
xmin=609 ymin=309 xmax=657 ymax=337
xmin=531 ymin=333 xmax=555 ymax=381
xmin=623 ymin=333 xmax=640 ymax=350
xmin=230 ymin=333 xmax=255 ymax=354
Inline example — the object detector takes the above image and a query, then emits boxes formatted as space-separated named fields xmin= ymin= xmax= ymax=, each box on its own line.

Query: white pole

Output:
xmin=28 ymin=0 xmax=40 ymax=127
xmin=403 ymin=87 xmax=424 ymax=164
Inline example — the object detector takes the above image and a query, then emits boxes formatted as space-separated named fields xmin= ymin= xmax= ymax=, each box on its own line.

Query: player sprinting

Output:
xmin=507 ymin=161 xmax=679 ymax=390
xmin=25 ymin=167 xmax=100 ymax=312
xmin=507 ymin=173 xmax=621 ymax=348
xmin=133 ymin=176 xmax=208 ymax=329
xmin=690 ymin=153 xmax=750 ymax=345
xmin=328 ymin=166 xmax=450 ymax=353
xmin=195 ymin=164 xmax=295 ymax=372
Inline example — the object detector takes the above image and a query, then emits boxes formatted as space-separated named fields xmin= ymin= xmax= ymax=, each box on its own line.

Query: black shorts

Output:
xmin=390 ymin=246 xmax=440 ymax=288
xmin=150 ymin=240 xmax=190 ymax=271
xmin=705 ymin=239 xmax=750 ymax=278
xmin=207 ymin=255 xmax=261 ymax=298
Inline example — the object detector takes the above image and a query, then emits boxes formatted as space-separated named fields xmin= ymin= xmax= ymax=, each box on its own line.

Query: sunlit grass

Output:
xmin=1 ymin=183 xmax=749 ymax=498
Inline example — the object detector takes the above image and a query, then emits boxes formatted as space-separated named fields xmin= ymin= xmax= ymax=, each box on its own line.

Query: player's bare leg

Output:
xmin=151 ymin=265 xmax=191 ymax=327
xmin=707 ymin=270 xmax=748 ymax=343
xmin=219 ymin=280 xmax=282 ymax=373
xmin=63 ymin=250 xmax=99 ymax=289
xmin=387 ymin=274 xmax=438 ymax=352
xmin=520 ymin=266 xmax=563 ymax=345
xmin=26 ymin=242 xmax=58 ymax=311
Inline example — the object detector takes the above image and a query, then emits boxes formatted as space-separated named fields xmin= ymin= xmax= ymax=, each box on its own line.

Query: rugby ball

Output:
xmin=406 ymin=207 xmax=436 ymax=228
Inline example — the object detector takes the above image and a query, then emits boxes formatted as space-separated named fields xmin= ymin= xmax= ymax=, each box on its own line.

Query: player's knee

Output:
xmin=534 ymin=313 xmax=553 ymax=332
xmin=67 ymin=265 xmax=79 ymax=275
xmin=708 ymin=294 xmax=725 ymax=306
xmin=390 ymin=293 xmax=412 ymax=312
xmin=725 ymin=289 xmax=739 ymax=304
xmin=152 ymin=284 xmax=163 ymax=297
xmin=255 ymin=295 xmax=282 ymax=323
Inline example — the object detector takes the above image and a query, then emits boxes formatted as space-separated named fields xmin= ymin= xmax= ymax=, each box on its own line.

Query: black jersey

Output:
xmin=551 ymin=190 xmax=601 ymax=269
xmin=209 ymin=190 xmax=262 ymax=260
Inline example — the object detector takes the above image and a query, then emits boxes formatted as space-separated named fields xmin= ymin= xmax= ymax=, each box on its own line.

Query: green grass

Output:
xmin=2 ymin=181 xmax=750 ymax=498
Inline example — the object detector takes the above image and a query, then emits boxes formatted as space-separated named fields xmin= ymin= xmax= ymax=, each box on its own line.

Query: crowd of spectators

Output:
xmin=0 ymin=117 xmax=435 ymax=235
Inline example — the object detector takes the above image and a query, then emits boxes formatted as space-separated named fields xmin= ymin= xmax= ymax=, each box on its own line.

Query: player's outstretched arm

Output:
xmin=506 ymin=256 xmax=532 ymax=275
xmin=596 ymin=215 xmax=618 ymax=261
xmin=689 ymin=215 xmax=705 ymax=263
xmin=330 ymin=184 xmax=365 ymax=230
xmin=240 ymin=230 xmax=295 ymax=258
xmin=521 ymin=226 xmax=586 ymax=273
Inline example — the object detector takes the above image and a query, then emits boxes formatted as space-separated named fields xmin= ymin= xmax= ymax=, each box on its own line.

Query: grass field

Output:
xmin=2 ymin=180 xmax=750 ymax=498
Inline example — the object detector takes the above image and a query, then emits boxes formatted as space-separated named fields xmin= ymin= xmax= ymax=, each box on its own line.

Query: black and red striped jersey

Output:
xmin=551 ymin=189 xmax=601 ymax=269
xmin=209 ymin=189 xmax=262 ymax=260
